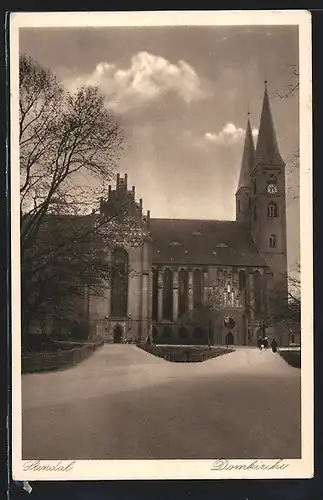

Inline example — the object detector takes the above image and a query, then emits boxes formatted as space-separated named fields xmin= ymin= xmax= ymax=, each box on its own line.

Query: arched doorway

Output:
xmin=113 ymin=325 xmax=122 ymax=343
xmin=225 ymin=332 xmax=234 ymax=345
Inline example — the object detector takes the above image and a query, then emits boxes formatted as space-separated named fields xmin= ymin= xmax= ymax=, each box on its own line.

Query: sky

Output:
xmin=19 ymin=25 xmax=299 ymax=272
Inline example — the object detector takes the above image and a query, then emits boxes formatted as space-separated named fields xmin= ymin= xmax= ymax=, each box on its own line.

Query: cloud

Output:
xmin=65 ymin=51 xmax=205 ymax=113
xmin=204 ymin=123 xmax=258 ymax=145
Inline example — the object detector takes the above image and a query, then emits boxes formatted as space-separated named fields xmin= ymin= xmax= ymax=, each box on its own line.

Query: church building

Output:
xmin=89 ymin=83 xmax=289 ymax=346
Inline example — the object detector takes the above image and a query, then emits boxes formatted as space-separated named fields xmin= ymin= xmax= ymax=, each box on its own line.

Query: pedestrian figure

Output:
xmin=263 ymin=336 xmax=269 ymax=350
xmin=271 ymin=337 xmax=278 ymax=353
xmin=257 ymin=336 xmax=263 ymax=350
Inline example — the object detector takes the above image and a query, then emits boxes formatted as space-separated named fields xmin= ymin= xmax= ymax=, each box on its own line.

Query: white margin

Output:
xmin=10 ymin=10 xmax=313 ymax=481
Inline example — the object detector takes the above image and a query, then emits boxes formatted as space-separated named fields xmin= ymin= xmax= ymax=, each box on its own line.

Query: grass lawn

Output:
xmin=138 ymin=344 xmax=234 ymax=363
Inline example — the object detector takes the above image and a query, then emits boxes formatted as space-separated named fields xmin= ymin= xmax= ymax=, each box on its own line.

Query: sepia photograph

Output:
xmin=11 ymin=11 xmax=313 ymax=480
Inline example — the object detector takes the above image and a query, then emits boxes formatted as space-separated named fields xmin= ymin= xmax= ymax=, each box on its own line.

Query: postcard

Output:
xmin=10 ymin=10 xmax=313 ymax=480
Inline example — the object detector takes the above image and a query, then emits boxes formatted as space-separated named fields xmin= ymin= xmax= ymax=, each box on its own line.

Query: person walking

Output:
xmin=263 ymin=336 xmax=269 ymax=350
xmin=271 ymin=337 xmax=278 ymax=353
xmin=257 ymin=336 xmax=264 ymax=351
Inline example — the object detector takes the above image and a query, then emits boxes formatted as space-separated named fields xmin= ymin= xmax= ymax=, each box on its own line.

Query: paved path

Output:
xmin=22 ymin=345 xmax=301 ymax=460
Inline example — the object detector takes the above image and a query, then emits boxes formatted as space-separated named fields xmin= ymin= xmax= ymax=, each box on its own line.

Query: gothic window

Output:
xmin=152 ymin=268 xmax=158 ymax=320
xmin=193 ymin=268 xmax=203 ymax=309
xmin=253 ymin=270 xmax=263 ymax=319
xmin=152 ymin=326 xmax=158 ymax=342
xmin=269 ymin=234 xmax=277 ymax=248
xmin=253 ymin=204 xmax=257 ymax=221
xmin=268 ymin=202 xmax=278 ymax=218
xmin=163 ymin=268 xmax=173 ymax=320
xmin=179 ymin=268 xmax=188 ymax=317
xmin=110 ymin=248 xmax=128 ymax=317
xmin=237 ymin=199 xmax=241 ymax=213
xmin=253 ymin=178 xmax=257 ymax=195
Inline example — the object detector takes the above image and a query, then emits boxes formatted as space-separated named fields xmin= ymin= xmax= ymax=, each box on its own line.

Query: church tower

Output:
xmin=250 ymin=82 xmax=288 ymax=289
xmin=235 ymin=115 xmax=255 ymax=221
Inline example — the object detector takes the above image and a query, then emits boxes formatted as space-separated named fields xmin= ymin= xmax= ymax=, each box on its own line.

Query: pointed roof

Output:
xmin=237 ymin=116 xmax=255 ymax=191
xmin=255 ymin=82 xmax=285 ymax=167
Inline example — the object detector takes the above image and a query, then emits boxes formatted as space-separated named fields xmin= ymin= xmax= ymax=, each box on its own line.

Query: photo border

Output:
xmin=10 ymin=9 xmax=313 ymax=481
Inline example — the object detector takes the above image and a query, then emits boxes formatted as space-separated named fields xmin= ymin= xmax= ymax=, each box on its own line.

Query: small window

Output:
xmin=253 ymin=204 xmax=257 ymax=221
xmin=253 ymin=178 xmax=257 ymax=196
xmin=237 ymin=199 xmax=241 ymax=213
xmin=269 ymin=234 xmax=277 ymax=248
xmin=268 ymin=202 xmax=278 ymax=218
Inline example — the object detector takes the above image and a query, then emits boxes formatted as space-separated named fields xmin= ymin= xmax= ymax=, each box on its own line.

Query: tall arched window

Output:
xmin=268 ymin=202 xmax=278 ymax=218
xmin=269 ymin=234 xmax=277 ymax=248
xmin=193 ymin=268 xmax=203 ymax=309
xmin=178 ymin=326 xmax=188 ymax=340
xmin=163 ymin=268 xmax=173 ymax=320
xmin=178 ymin=268 xmax=188 ymax=317
xmin=253 ymin=204 xmax=257 ymax=221
xmin=253 ymin=270 xmax=262 ymax=319
xmin=110 ymin=248 xmax=128 ymax=317
xmin=152 ymin=268 xmax=158 ymax=320
xmin=237 ymin=199 xmax=241 ymax=213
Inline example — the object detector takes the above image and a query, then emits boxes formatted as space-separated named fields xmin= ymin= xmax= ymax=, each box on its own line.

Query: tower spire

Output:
xmin=255 ymin=82 xmax=284 ymax=166
xmin=237 ymin=114 xmax=255 ymax=191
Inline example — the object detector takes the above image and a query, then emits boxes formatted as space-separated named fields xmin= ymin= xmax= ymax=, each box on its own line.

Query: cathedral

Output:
xmin=89 ymin=83 xmax=289 ymax=346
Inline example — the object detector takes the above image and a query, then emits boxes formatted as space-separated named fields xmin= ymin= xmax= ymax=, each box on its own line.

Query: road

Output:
xmin=22 ymin=345 xmax=301 ymax=460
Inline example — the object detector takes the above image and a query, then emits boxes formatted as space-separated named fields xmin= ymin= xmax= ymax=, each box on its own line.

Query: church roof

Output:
xmin=254 ymin=83 xmax=285 ymax=167
xmin=237 ymin=117 xmax=255 ymax=190
xmin=149 ymin=218 xmax=268 ymax=268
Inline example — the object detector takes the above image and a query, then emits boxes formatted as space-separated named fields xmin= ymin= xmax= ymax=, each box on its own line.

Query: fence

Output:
xmin=22 ymin=339 xmax=104 ymax=374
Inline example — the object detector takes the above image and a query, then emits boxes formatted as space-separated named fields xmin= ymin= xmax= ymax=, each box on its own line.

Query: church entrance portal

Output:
xmin=113 ymin=325 xmax=122 ymax=343
xmin=225 ymin=332 xmax=234 ymax=345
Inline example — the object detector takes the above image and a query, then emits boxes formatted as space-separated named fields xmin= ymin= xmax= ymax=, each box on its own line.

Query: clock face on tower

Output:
xmin=267 ymin=184 xmax=278 ymax=195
